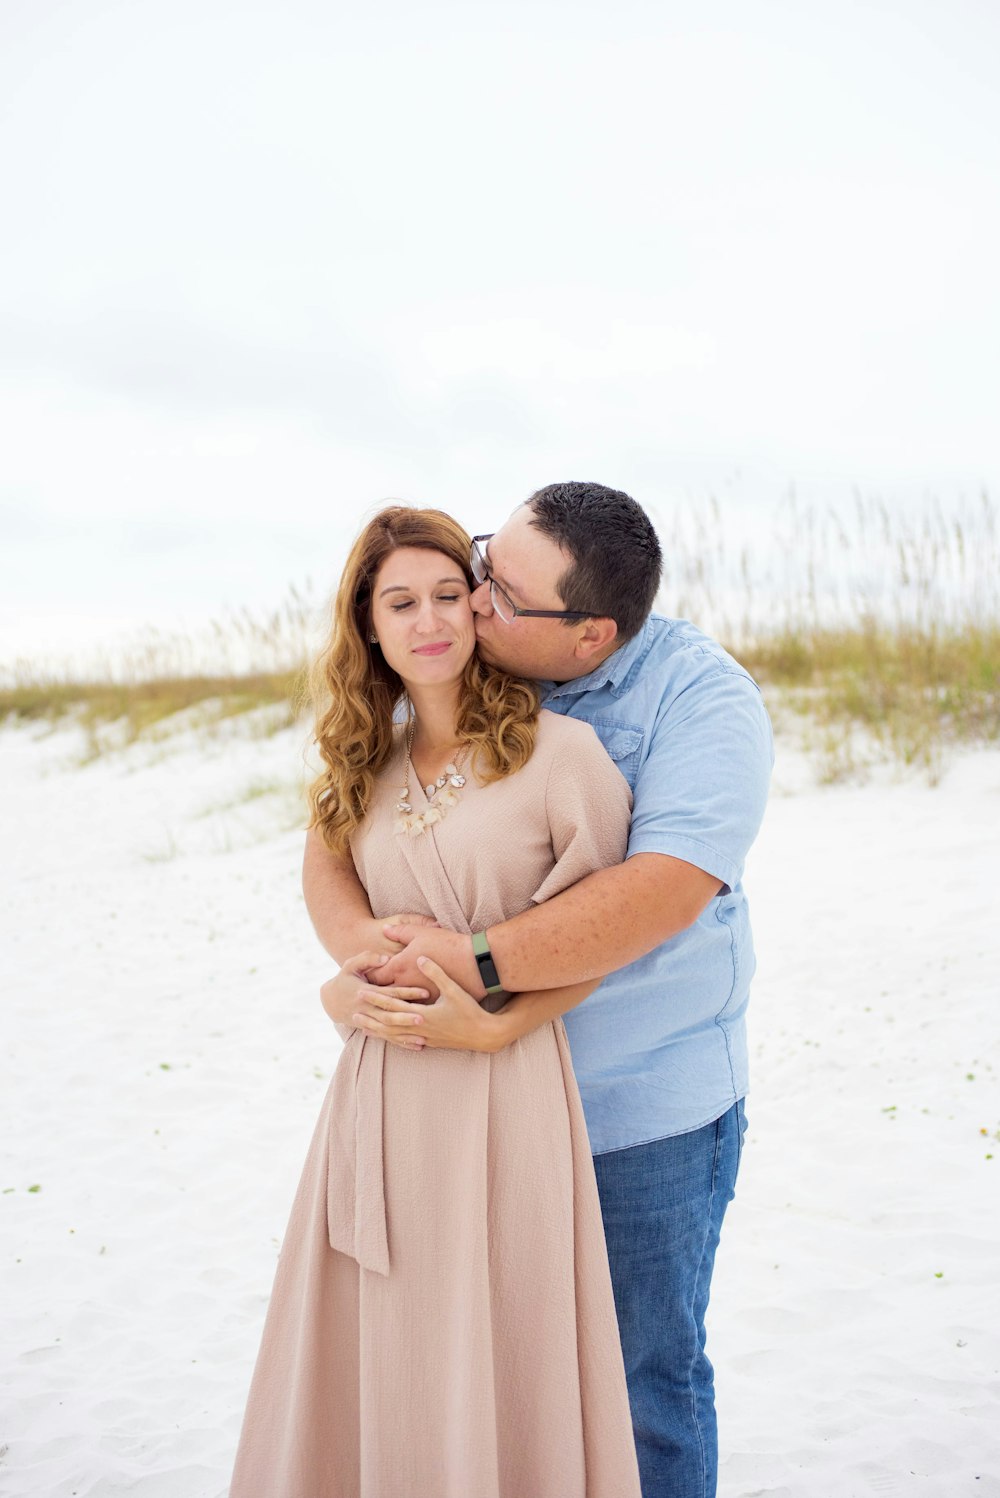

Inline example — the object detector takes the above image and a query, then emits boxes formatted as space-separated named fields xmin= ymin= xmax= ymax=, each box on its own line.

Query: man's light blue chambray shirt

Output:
xmin=539 ymin=613 xmax=774 ymax=1156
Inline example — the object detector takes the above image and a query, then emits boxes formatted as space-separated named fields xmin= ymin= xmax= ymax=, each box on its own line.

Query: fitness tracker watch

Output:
xmin=472 ymin=931 xmax=504 ymax=995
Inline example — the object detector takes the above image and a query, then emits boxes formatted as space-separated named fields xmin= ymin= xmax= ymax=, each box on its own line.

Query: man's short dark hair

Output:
xmin=525 ymin=480 xmax=662 ymax=644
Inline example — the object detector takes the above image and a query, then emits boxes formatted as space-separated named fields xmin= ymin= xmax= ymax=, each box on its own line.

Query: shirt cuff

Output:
xmin=625 ymin=832 xmax=740 ymax=894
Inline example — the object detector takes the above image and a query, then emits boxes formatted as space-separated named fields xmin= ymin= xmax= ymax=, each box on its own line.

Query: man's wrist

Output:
xmin=482 ymin=922 xmax=516 ymax=992
xmin=455 ymin=932 xmax=487 ymax=998
xmin=471 ymin=930 xmax=504 ymax=996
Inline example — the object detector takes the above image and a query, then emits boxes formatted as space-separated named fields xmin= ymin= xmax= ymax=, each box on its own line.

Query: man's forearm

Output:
xmin=487 ymin=854 xmax=723 ymax=992
xmin=379 ymin=853 xmax=722 ymax=995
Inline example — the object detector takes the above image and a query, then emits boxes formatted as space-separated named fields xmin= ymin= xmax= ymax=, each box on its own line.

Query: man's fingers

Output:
xmin=384 ymin=914 xmax=441 ymax=931
xmin=382 ymin=922 xmax=437 ymax=944
xmin=367 ymin=955 xmax=442 ymax=999
xmin=343 ymin=950 xmax=390 ymax=978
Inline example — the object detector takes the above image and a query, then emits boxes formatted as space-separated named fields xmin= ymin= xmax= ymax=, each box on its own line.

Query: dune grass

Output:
xmin=0 ymin=585 xmax=318 ymax=761
xmin=655 ymin=491 xmax=999 ymax=781
xmin=739 ymin=619 xmax=1000 ymax=782
xmin=3 ymin=495 xmax=997 ymax=784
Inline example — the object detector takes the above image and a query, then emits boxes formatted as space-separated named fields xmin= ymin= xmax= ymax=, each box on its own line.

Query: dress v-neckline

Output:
xmin=404 ymin=739 xmax=470 ymax=808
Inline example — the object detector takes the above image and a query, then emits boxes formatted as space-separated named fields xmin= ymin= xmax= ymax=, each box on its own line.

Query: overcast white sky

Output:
xmin=2 ymin=0 xmax=999 ymax=669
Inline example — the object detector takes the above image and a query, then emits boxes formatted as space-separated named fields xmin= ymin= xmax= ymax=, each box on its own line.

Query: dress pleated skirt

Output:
xmin=229 ymin=1019 xmax=642 ymax=1498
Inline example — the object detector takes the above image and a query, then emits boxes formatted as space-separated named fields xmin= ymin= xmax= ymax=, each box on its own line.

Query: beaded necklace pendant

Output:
xmin=394 ymin=721 xmax=469 ymax=836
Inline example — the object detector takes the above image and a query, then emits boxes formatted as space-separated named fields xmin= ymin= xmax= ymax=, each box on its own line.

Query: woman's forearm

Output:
xmin=349 ymin=962 xmax=600 ymax=1053
xmin=483 ymin=979 xmax=601 ymax=1050
xmin=302 ymin=828 xmax=380 ymax=962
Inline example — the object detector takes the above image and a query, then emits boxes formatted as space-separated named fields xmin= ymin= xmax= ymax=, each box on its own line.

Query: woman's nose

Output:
xmin=414 ymin=598 xmax=445 ymax=630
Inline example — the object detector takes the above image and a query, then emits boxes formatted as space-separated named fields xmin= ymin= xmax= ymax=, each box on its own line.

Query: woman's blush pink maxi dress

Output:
xmin=229 ymin=710 xmax=642 ymax=1498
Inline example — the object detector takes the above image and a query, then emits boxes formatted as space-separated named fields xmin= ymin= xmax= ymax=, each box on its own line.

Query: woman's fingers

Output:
xmin=352 ymin=1012 xmax=429 ymax=1047
xmin=352 ymin=989 xmax=427 ymax=1030
xmin=415 ymin=955 xmax=470 ymax=1000
xmin=356 ymin=986 xmax=430 ymax=1009
xmin=352 ymin=1012 xmax=423 ymax=1030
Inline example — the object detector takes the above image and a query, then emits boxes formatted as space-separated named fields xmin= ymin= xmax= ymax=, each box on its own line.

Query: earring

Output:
xmin=370 ymin=635 xmax=378 ymax=645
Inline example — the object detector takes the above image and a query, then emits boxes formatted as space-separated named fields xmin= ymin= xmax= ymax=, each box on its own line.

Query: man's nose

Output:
xmin=470 ymin=579 xmax=493 ymax=617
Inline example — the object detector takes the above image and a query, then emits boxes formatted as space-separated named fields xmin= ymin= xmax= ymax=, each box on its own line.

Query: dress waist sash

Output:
xmin=325 ymin=1030 xmax=390 ymax=1276
xmin=323 ymin=993 xmax=508 ymax=1277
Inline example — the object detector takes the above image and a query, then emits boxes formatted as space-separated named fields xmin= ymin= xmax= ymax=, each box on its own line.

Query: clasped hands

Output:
xmin=319 ymin=917 xmax=505 ymax=1055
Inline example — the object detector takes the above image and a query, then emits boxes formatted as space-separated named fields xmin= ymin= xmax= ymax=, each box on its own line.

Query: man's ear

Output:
xmin=573 ymin=616 xmax=619 ymax=663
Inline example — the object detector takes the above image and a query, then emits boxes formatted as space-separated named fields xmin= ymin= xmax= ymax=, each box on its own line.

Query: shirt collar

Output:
xmin=541 ymin=615 xmax=654 ymax=700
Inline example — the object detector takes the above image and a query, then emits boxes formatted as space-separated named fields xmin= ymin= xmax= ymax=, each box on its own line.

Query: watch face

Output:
xmin=475 ymin=949 xmax=502 ymax=992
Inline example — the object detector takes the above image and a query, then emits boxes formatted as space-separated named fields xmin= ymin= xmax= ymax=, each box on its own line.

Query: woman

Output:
xmin=229 ymin=506 xmax=641 ymax=1498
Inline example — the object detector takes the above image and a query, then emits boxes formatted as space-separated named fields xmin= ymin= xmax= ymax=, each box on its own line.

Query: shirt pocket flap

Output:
xmin=589 ymin=719 xmax=643 ymax=786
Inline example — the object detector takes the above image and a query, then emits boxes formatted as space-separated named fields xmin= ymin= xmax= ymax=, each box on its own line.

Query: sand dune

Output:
xmin=2 ymin=713 xmax=997 ymax=1497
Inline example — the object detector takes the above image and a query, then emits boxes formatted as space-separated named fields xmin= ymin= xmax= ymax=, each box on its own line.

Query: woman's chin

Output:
xmin=398 ymin=655 xmax=473 ymax=695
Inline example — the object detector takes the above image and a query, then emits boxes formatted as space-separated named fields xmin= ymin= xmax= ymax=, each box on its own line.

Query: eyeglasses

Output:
xmin=470 ymin=534 xmax=597 ymax=624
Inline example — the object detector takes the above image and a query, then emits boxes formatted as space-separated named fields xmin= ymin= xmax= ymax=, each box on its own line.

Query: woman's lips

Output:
xmin=411 ymin=642 xmax=452 ymax=656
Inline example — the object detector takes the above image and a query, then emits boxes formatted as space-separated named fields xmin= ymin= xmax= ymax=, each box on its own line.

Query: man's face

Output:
xmin=471 ymin=505 xmax=585 ymax=682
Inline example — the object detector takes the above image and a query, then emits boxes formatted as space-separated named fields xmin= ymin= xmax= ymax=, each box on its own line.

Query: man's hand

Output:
xmin=373 ymin=925 xmax=485 ymax=998
xmin=320 ymin=951 xmax=431 ymax=1051
xmin=354 ymin=912 xmax=441 ymax=958
xmin=354 ymin=956 xmax=502 ymax=1053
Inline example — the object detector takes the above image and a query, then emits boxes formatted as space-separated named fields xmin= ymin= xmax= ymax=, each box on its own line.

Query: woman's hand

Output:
xmin=353 ymin=956 xmax=504 ymax=1054
xmin=320 ymin=951 xmax=431 ymax=1051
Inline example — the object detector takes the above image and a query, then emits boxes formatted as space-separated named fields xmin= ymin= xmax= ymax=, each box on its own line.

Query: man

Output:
xmin=305 ymin=481 xmax=773 ymax=1498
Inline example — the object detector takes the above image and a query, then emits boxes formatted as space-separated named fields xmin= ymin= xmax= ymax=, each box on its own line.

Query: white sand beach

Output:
xmin=2 ymin=711 xmax=998 ymax=1497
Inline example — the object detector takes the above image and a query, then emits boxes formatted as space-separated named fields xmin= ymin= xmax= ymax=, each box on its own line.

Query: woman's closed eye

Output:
xmin=390 ymin=593 xmax=465 ymax=611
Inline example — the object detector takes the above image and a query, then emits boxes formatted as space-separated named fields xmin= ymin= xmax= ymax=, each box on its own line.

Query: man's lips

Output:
xmin=411 ymin=642 xmax=452 ymax=656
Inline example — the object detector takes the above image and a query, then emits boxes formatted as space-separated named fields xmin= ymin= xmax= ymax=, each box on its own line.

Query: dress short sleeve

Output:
xmin=530 ymin=716 xmax=632 ymax=905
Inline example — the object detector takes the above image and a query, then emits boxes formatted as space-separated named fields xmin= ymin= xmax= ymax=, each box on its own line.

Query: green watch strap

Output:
xmin=472 ymin=930 xmax=504 ymax=995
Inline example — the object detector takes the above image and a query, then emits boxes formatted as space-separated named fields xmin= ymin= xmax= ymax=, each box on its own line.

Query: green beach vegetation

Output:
xmin=656 ymin=491 xmax=999 ymax=782
xmin=4 ymin=495 xmax=997 ymax=785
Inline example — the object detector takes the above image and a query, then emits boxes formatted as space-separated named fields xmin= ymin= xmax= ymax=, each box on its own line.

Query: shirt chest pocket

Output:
xmin=588 ymin=718 xmax=644 ymax=792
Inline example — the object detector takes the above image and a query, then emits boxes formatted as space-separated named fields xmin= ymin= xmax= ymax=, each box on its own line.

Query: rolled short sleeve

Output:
xmin=626 ymin=669 xmax=773 ymax=893
xmin=530 ymin=721 xmax=632 ymax=905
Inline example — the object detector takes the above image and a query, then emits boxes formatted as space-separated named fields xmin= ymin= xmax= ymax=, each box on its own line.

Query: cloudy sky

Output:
xmin=2 ymin=0 xmax=998 ymax=669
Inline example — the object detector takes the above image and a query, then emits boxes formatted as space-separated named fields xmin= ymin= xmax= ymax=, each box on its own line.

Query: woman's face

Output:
xmin=369 ymin=546 xmax=476 ymax=690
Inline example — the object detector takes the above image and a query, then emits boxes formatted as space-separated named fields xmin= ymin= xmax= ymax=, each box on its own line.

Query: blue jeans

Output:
xmin=593 ymin=1099 xmax=747 ymax=1498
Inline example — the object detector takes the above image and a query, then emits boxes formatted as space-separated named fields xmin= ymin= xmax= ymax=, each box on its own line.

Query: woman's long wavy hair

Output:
xmin=306 ymin=505 xmax=540 ymax=856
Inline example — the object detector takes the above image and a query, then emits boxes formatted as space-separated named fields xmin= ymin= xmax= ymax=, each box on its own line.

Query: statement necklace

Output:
xmin=394 ymin=720 xmax=469 ymax=836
